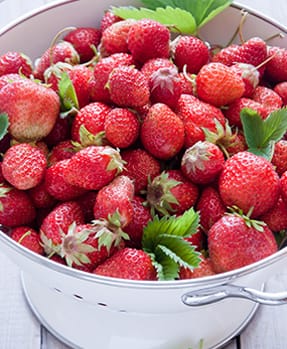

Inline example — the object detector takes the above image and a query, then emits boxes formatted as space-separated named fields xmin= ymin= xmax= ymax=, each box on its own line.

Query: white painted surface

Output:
xmin=0 ymin=0 xmax=287 ymax=348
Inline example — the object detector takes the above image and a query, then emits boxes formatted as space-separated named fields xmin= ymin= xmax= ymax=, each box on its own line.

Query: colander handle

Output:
xmin=181 ymin=284 xmax=287 ymax=306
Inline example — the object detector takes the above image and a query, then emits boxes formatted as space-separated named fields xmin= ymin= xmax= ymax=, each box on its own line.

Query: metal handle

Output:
xmin=182 ymin=284 xmax=287 ymax=306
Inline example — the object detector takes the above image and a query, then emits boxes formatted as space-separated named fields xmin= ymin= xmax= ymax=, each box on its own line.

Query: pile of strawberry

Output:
xmin=1 ymin=5 xmax=287 ymax=282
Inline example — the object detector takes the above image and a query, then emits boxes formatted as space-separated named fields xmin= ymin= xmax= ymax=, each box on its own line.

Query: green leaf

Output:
xmin=139 ymin=0 xmax=232 ymax=27
xmin=241 ymin=107 xmax=287 ymax=160
xmin=152 ymin=247 xmax=179 ymax=280
xmin=112 ymin=6 xmax=197 ymax=34
xmin=58 ymin=71 xmax=79 ymax=112
xmin=0 ymin=113 xmax=9 ymax=141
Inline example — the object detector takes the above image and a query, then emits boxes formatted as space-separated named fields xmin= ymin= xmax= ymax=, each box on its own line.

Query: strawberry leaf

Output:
xmin=112 ymin=6 xmax=196 ymax=34
xmin=138 ymin=0 xmax=232 ymax=28
xmin=142 ymin=207 xmax=201 ymax=280
xmin=0 ymin=113 xmax=9 ymax=141
xmin=241 ymin=107 xmax=287 ymax=160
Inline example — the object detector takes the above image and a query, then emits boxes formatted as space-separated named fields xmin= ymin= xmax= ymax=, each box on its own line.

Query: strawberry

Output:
xmin=141 ymin=58 xmax=176 ymax=80
xmin=224 ymin=97 xmax=268 ymax=128
xmin=107 ymin=65 xmax=150 ymax=108
xmin=0 ymin=51 xmax=33 ymax=77
xmin=177 ymin=72 xmax=194 ymax=95
xmin=71 ymin=101 xmax=111 ymax=146
xmin=93 ymin=175 xmax=135 ymax=228
xmin=212 ymin=37 xmax=267 ymax=77
xmin=146 ymin=170 xmax=199 ymax=216
xmin=63 ymin=145 xmax=124 ymax=190
xmin=219 ymin=151 xmax=280 ymax=218
xmin=271 ymin=140 xmax=287 ymax=176
xmin=181 ymin=141 xmax=225 ymax=185
xmin=11 ymin=226 xmax=44 ymax=255
xmin=0 ymin=183 xmax=36 ymax=227
xmin=44 ymin=159 xmax=87 ymax=201
xmin=172 ymin=35 xmax=209 ymax=73
xmin=208 ymin=212 xmax=278 ymax=273
xmin=28 ymin=180 xmax=56 ymax=209
xmin=100 ymin=19 xmax=135 ymax=56
xmin=149 ymin=66 xmax=182 ymax=109
xmin=184 ymin=228 xmax=205 ymax=251
xmin=196 ymin=186 xmax=226 ymax=233
xmin=63 ymin=27 xmax=102 ymax=62
xmin=90 ymin=52 xmax=134 ymax=103
xmin=252 ymin=85 xmax=283 ymax=114
xmin=179 ymin=255 xmax=215 ymax=279
xmin=280 ymin=170 xmax=287 ymax=205
xmin=100 ymin=10 xmax=122 ymax=32
xmin=44 ymin=116 xmax=70 ymax=148
xmin=40 ymin=201 xmax=84 ymax=250
xmin=33 ymin=41 xmax=80 ymax=81
xmin=2 ymin=143 xmax=47 ymax=190
xmin=196 ymin=62 xmax=245 ymax=107
xmin=104 ymin=107 xmax=140 ymax=149
xmin=124 ymin=195 xmax=152 ymax=248
xmin=76 ymin=190 xmax=98 ymax=222
xmin=0 ymin=73 xmax=23 ymax=90
xmin=265 ymin=45 xmax=287 ymax=83
xmin=140 ymin=103 xmax=185 ymax=160
xmin=121 ymin=148 xmax=161 ymax=193
xmin=230 ymin=62 xmax=260 ymax=98
xmin=127 ymin=19 xmax=170 ymax=64
xmin=274 ymin=81 xmax=287 ymax=105
xmin=0 ymin=78 xmax=60 ymax=142
xmin=93 ymin=247 xmax=157 ymax=280
xmin=259 ymin=196 xmax=287 ymax=233
xmin=48 ymin=140 xmax=76 ymax=166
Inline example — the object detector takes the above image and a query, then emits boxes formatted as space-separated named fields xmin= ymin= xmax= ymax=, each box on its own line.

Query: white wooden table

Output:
xmin=1 ymin=0 xmax=287 ymax=348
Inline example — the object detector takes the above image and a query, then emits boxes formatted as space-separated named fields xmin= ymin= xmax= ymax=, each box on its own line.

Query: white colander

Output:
xmin=1 ymin=1 xmax=287 ymax=348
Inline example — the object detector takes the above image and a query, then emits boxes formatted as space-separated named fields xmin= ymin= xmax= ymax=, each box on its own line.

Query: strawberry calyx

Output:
xmin=181 ymin=141 xmax=213 ymax=173
xmin=227 ymin=205 xmax=266 ymax=232
xmin=0 ymin=184 xmax=12 ymax=212
xmin=145 ymin=171 xmax=180 ymax=216
xmin=72 ymin=124 xmax=106 ymax=148
xmin=104 ymin=147 xmax=126 ymax=175
xmin=142 ymin=207 xmax=201 ymax=280
xmin=150 ymin=66 xmax=179 ymax=93
xmin=92 ymin=211 xmax=130 ymax=251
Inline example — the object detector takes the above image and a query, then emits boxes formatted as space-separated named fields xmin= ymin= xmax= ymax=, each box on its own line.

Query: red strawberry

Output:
xmin=259 ymin=196 xmax=287 ymax=233
xmin=90 ymin=53 xmax=134 ymax=103
xmin=181 ymin=141 xmax=225 ymax=185
xmin=146 ymin=170 xmax=199 ymax=215
xmin=184 ymin=228 xmax=205 ymax=251
xmin=224 ymin=97 xmax=268 ymax=128
xmin=124 ymin=195 xmax=152 ymax=248
xmin=280 ymin=170 xmax=287 ymax=204
xmin=179 ymin=255 xmax=215 ymax=279
xmin=100 ymin=19 xmax=135 ymax=56
xmin=33 ymin=41 xmax=80 ymax=81
xmin=140 ymin=103 xmax=185 ymax=159
xmin=196 ymin=62 xmax=245 ymax=107
xmin=271 ymin=140 xmax=287 ymax=176
xmin=212 ymin=37 xmax=267 ymax=77
xmin=219 ymin=151 xmax=280 ymax=218
xmin=0 ymin=73 xmax=23 ymax=90
xmin=230 ymin=62 xmax=260 ymax=98
xmin=0 ymin=78 xmax=60 ymax=142
xmin=274 ymin=81 xmax=287 ymax=105
xmin=63 ymin=145 xmax=124 ymax=190
xmin=121 ymin=148 xmax=161 ymax=193
xmin=40 ymin=201 xmax=84 ymax=249
xmin=208 ymin=213 xmax=278 ymax=273
xmin=265 ymin=45 xmax=287 ymax=83
xmin=108 ymin=65 xmax=150 ymax=108
xmin=93 ymin=175 xmax=134 ymax=228
xmin=28 ymin=180 xmax=56 ymax=209
xmin=104 ymin=108 xmax=140 ymax=148
xmin=44 ymin=159 xmax=87 ymax=201
xmin=64 ymin=27 xmax=102 ymax=62
xmin=141 ymin=58 xmax=176 ymax=80
xmin=11 ymin=226 xmax=44 ymax=254
xmin=127 ymin=19 xmax=170 ymax=64
xmin=100 ymin=10 xmax=122 ymax=32
xmin=93 ymin=247 xmax=156 ymax=280
xmin=149 ymin=66 xmax=182 ymax=109
xmin=44 ymin=116 xmax=70 ymax=148
xmin=2 ymin=143 xmax=47 ymax=190
xmin=48 ymin=140 xmax=76 ymax=166
xmin=0 ymin=183 xmax=36 ymax=227
xmin=0 ymin=51 xmax=33 ymax=77
xmin=196 ymin=186 xmax=226 ymax=233
xmin=252 ymin=85 xmax=283 ymax=114
xmin=71 ymin=101 xmax=111 ymax=146
xmin=172 ymin=35 xmax=209 ymax=73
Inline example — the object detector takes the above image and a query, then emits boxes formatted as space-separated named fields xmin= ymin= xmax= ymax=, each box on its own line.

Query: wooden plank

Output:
xmin=0 ymin=252 xmax=41 ymax=349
